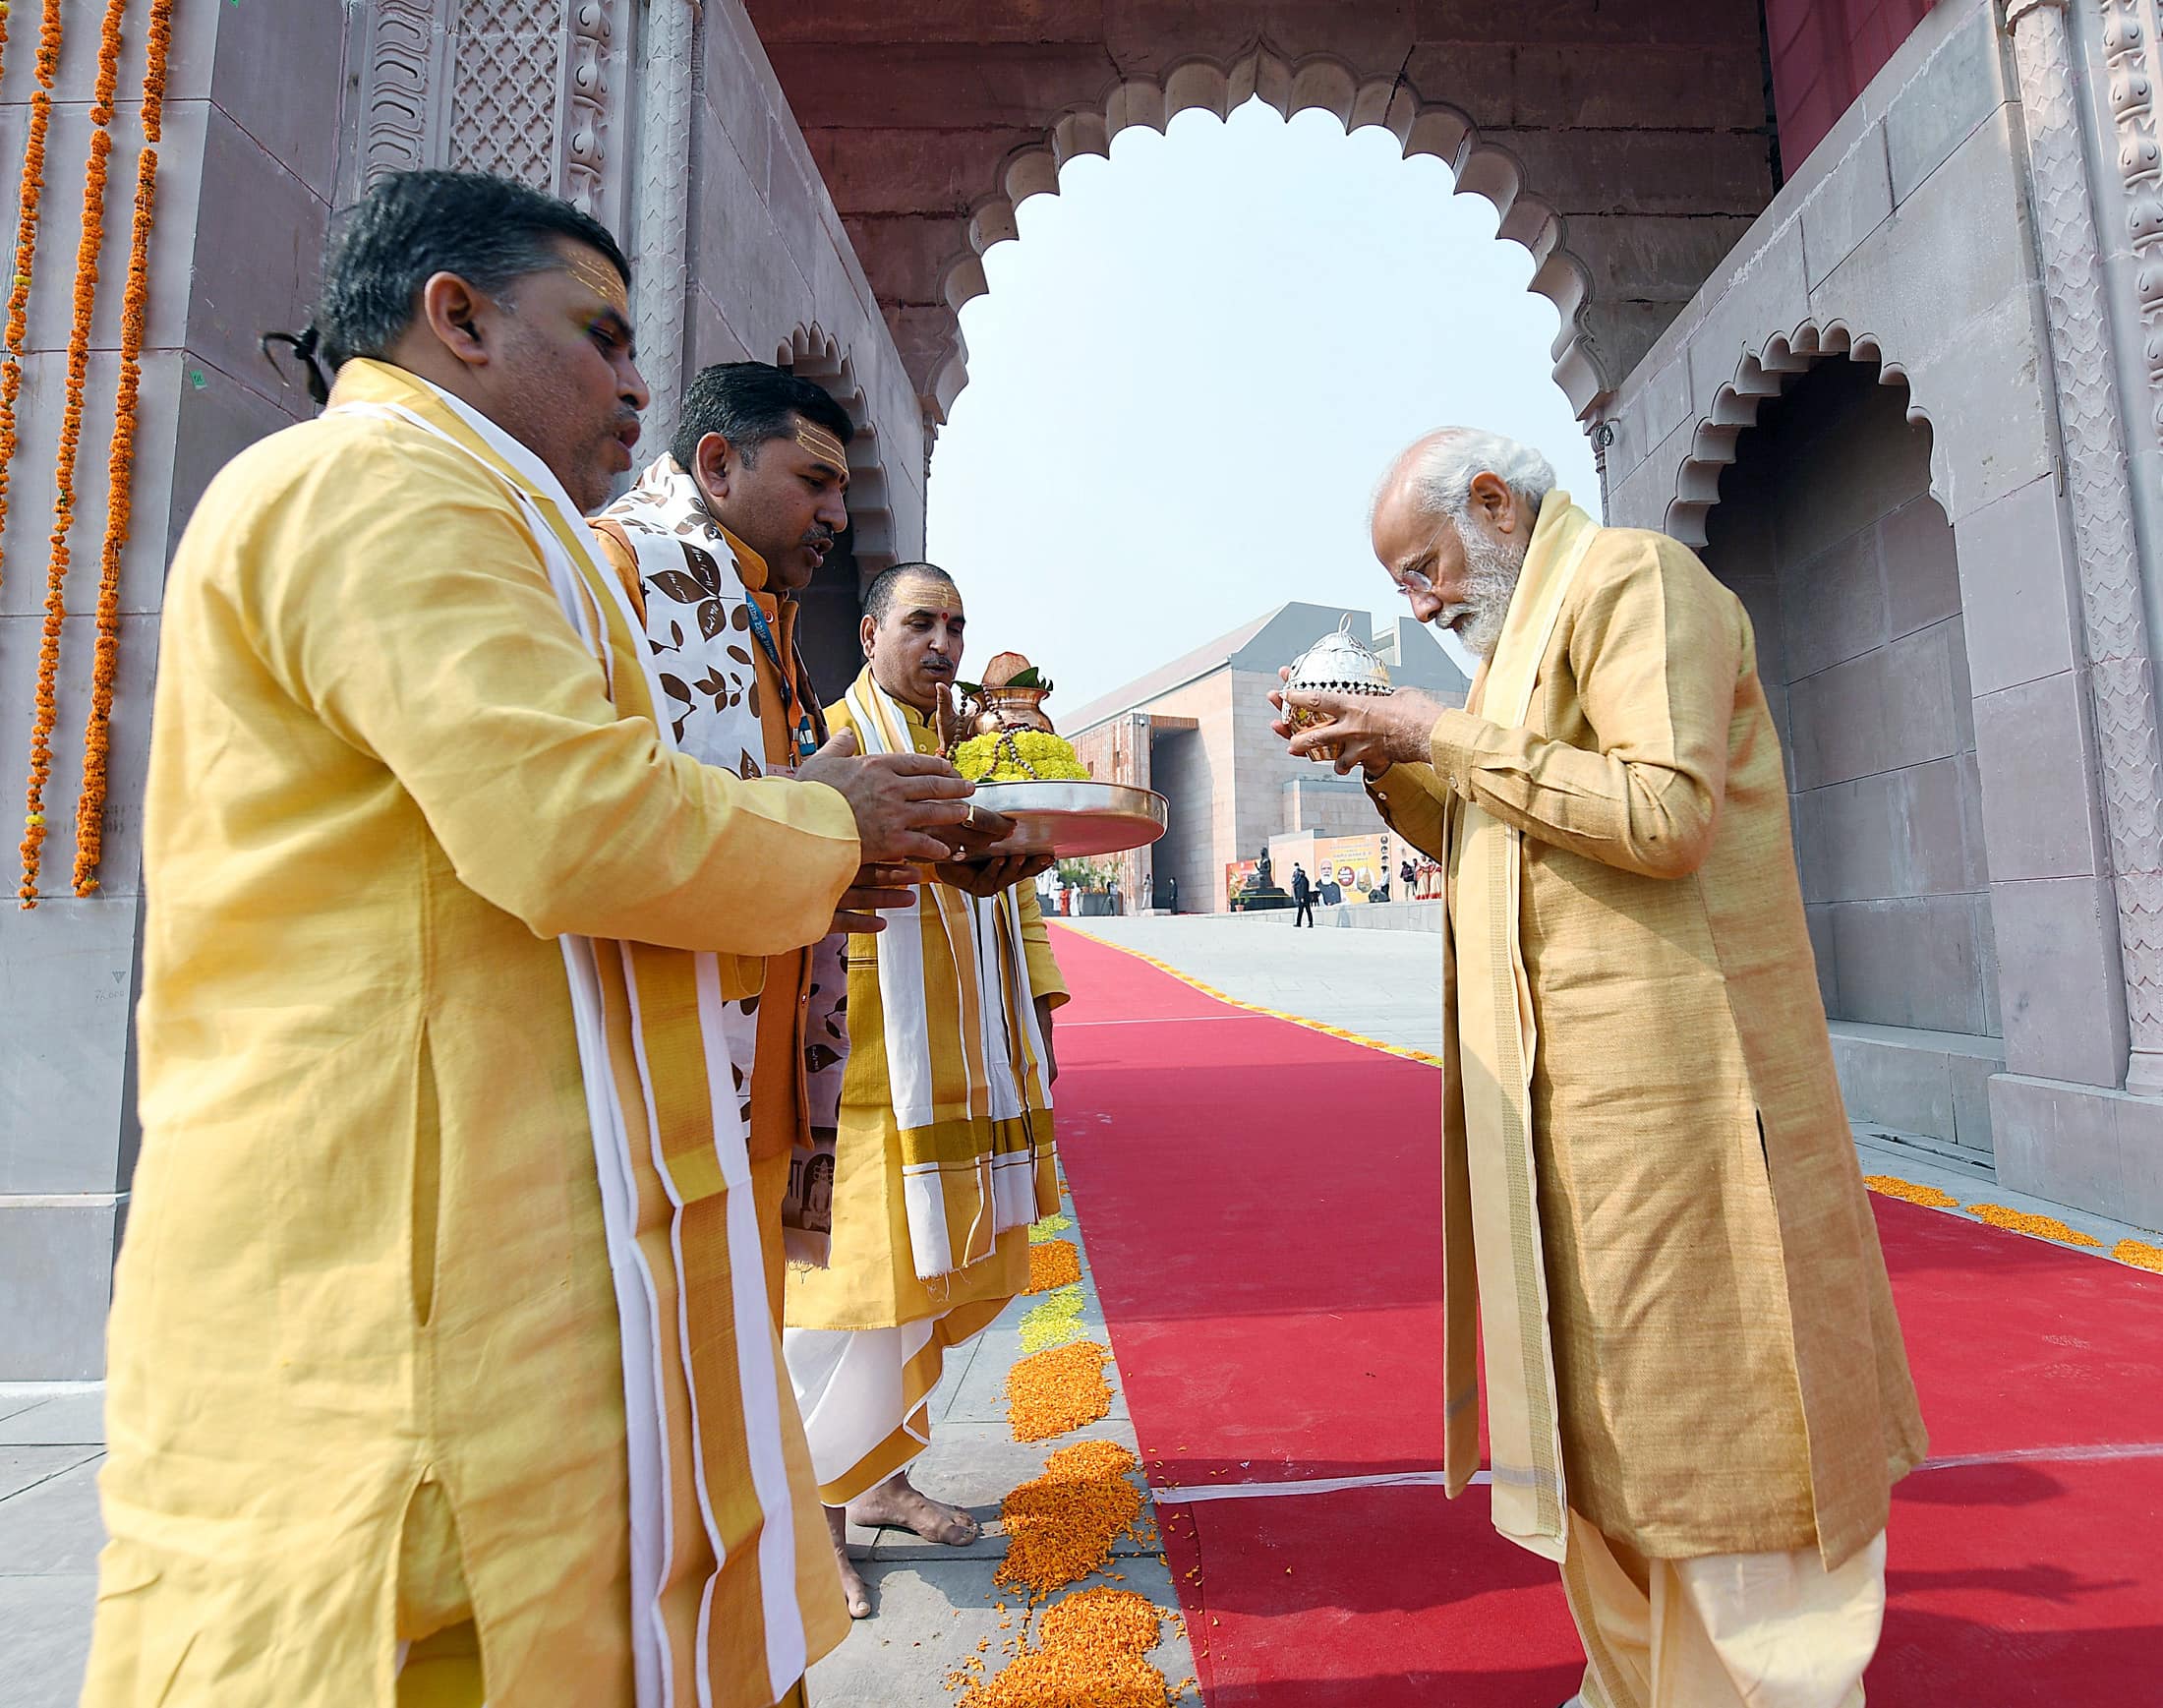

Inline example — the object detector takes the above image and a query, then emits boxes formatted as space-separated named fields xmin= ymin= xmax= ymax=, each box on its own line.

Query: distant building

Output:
xmin=1064 ymin=605 xmax=1468 ymax=913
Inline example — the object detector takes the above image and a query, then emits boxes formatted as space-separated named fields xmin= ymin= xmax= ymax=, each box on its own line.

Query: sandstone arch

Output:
xmin=929 ymin=46 xmax=1604 ymax=427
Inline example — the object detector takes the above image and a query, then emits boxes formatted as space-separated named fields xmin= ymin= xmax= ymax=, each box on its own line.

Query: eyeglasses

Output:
xmin=1392 ymin=564 xmax=1437 ymax=605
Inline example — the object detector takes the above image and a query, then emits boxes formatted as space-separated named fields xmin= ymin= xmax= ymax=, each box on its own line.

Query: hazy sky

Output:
xmin=924 ymin=97 xmax=1602 ymax=713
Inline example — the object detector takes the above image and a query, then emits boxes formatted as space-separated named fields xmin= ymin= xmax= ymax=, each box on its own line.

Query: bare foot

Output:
xmin=824 ymin=1504 xmax=873 ymax=1620
xmin=845 ymin=1471 xmax=980 ymax=1546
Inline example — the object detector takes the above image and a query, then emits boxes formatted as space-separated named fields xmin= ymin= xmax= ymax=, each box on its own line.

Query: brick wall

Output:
xmin=1766 ymin=0 xmax=1936 ymax=168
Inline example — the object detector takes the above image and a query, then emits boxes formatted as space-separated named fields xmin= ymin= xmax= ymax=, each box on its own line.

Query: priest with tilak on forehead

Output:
xmin=784 ymin=562 xmax=1067 ymax=1620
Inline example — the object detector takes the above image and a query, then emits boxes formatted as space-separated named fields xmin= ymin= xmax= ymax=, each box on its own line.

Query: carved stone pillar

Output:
xmin=2007 ymin=0 xmax=2163 ymax=1090
xmin=631 ymin=0 xmax=699 ymax=461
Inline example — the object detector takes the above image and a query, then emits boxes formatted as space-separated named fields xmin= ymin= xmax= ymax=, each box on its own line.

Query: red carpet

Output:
xmin=1048 ymin=926 xmax=2163 ymax=1706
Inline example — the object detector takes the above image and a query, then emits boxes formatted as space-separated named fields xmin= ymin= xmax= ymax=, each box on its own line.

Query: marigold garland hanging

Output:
xmin=19 ymin=0 xmax=129 ymax=907
xmin=0 ymin=0 xmax=57 ymax=611
xmin=73 ymin=0 xmax=177 ymax=896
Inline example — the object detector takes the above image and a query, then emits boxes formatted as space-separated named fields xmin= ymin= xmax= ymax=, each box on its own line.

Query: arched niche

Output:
xmin=778 ymin=324 xmax=897 ymax=700
xmin=1702 ymin=356 xmax=2000 ymax=1108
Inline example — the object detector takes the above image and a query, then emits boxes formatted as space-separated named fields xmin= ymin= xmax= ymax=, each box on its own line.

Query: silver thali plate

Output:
xmin=968 ymin=780 xmax=1169 ymax=857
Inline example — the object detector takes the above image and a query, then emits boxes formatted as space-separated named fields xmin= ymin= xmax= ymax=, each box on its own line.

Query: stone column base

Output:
xmin=1989 ymin=1074 xmax=2163 ymax=1230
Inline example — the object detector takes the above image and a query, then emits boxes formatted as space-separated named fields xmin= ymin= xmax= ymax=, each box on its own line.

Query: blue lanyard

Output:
xmin=741 ymin=595 xmax=820 ymax=762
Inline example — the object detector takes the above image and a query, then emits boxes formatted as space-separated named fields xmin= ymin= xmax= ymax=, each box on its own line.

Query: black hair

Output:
xmin=863 ymin=560 xmax=960 ymax=622
xmin=671 ymin=361 xmax=856 ymax=472
xmin=263 ymin=169 xmax=630 ymax=405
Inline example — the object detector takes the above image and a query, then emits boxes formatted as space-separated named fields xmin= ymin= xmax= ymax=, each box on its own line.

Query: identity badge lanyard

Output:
xmin=742 ymin=595 xmax=821 ymax=763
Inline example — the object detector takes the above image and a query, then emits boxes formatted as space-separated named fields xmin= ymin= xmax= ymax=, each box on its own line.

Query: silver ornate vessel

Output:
xmin=1284 ymin=617 xmax=1393 ymax=761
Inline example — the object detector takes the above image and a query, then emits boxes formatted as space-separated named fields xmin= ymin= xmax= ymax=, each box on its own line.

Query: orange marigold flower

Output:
xmin=1006 ymin=1339 xmax=1114 ymax=1444
xmin=1965 ymin=1204 xmax=2102 ymax=1249
xmin=1025 ymin=1239 xmax=1082 ymax=1295
xmin=1862 ymin=1175 xmax=1959 ymax=1210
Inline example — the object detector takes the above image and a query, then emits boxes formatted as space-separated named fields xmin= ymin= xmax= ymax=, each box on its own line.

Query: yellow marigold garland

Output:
xmin=0 ymin=0 xmax=55 ymax=608
xmin=74 ymin=0 xmax=176 ymax=896
xmin=20 ymin=0 xmax=127 ymax=907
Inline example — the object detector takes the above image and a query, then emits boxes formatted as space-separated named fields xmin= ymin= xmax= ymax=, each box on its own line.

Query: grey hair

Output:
xmin=1384 ymin=429 xmax=1557 ymax=523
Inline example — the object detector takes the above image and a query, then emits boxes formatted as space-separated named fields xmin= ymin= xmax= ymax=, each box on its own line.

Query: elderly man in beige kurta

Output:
xmin=1279 ymin=429 xmax=1926 ymax=1708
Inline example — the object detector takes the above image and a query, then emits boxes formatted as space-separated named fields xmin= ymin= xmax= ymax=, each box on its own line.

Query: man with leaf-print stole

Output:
xmin=786 ymin=561 xmax=1067 ymax=1620
xmin=591 ymin=362 xmax=919 ymax=1320
xmin=86 ymin=173 xmax=982 ymax=1708
xmin=1275 ymin=428 xmax=1927 ymax=1708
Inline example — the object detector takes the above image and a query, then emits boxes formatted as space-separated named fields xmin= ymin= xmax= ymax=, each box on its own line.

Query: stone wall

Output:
xmin=1600 ymin=0 xmax=2163 ymax=1217
xmin=1 ymin=3 xmax=347 ymax=1376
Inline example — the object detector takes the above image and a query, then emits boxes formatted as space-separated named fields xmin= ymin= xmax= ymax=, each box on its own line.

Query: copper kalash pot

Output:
xmin=965 ymin=651 xmax=1057 ymax=736
xmin=1284 ymin=617 xmax=1393 ymax=762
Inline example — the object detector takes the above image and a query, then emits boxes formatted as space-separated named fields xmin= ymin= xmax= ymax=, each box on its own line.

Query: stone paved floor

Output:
xmin=0 ymin=1196 xmax=1189 ymax=1708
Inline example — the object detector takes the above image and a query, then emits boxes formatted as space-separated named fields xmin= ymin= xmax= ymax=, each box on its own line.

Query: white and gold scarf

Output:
xmin=598 ymin=456 xmax=848 ymax=1265
xmin=843 ymin=668 xmax=1056 ymax=1279
xmin=1449 ymin=492 xmax=1599 ymax=1562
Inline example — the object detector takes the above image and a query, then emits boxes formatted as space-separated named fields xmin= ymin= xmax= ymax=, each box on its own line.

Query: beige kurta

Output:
xmin=88 ymin=360 xmax=857 ymax=1707
xmin=1368 ymin=501 xmax=1925 ymax=1568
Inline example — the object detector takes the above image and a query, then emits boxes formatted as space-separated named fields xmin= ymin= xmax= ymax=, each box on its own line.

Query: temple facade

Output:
xmin=6 ymin=0 xmax=2162 ymax=1374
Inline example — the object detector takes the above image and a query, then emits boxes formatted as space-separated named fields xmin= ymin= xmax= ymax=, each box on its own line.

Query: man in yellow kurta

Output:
xmin=785 ymin=562 xmax=1066 ymax=1618
xmin=1279 ymin=429 xmax=1926 ymax=1708
xmin=86 ymin=170 xmax=977 ymax=1708
xmin=592 ymin=362 xmax=914 ymax=1318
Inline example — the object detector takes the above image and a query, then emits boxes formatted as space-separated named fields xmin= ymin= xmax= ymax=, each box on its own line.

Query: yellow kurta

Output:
xmin=1368 ymin=502 xmax=1925 ymax=1568
xmin=787 ymin=693 xmax=1068 ymax=1336
xmin=88 ymin=361 xmax=858 ymax=1707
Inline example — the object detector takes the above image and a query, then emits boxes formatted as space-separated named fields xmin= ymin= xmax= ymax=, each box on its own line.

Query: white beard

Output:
xmin=1432 ymin=523 xmax=1527 ymax=660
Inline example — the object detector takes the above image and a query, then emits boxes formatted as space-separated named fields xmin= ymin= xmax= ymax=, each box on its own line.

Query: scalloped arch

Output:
xmin=928 ymin=44 xmax=1607 ymax=427
xmin=777 ymin=322 xmax=898 ymax=577
xmin=1664 ymin=319 xmax=1941 ymax=547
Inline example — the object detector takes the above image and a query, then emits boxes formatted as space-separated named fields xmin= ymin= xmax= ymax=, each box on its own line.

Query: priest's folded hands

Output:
xmin=1267 ymin=672 xmax=1456 ymax=777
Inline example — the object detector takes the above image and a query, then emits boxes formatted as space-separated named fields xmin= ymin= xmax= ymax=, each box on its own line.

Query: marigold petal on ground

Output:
xmin=960 ymin=1587 xmax=1170 ymax=1708
xmin=1966 ymin=1203 xmax=2101 ymax=1247
xmin=1020 ymin=1283 xmax=1086 ymax=1354
xmin=996 ymin=1439 xmax=1144 ymax=1603
xmin=2112 ymin=1237 xmax=2163 ymax=1272
xmin=1006 ymin=1338 xmax=1113 ymax=1443
xmin=1025 ymin=1238 xmax=1082 ymax=1294
xmin=1863 ymin=1174 xmax=1958 ymax=1209
xmin=1027 ymin=1212 xmax=1073 ymax=1242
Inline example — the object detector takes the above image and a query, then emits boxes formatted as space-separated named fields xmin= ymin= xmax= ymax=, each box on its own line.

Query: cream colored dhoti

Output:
xmin=1561 ymin=1511 xmax=1886 ymax=1708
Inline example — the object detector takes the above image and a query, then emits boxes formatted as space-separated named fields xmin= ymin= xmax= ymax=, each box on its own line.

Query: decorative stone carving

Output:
xmin=2012 ymin=0 xmax=2163 ymax=1090
xmin=2101 ymin=1 xmax=2163 ymax=430
xmin=345 ymin=3 xmax=625 ymax=234
xmin=632 ymin=0 xmax=698 ymax=458
xmin=561 ymin=0 xmax=615 ymax=219
xmin=356 ymin=0 xmax=444 ymax=190
xmin=450 ymin=0 xmax=563 ymax=189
